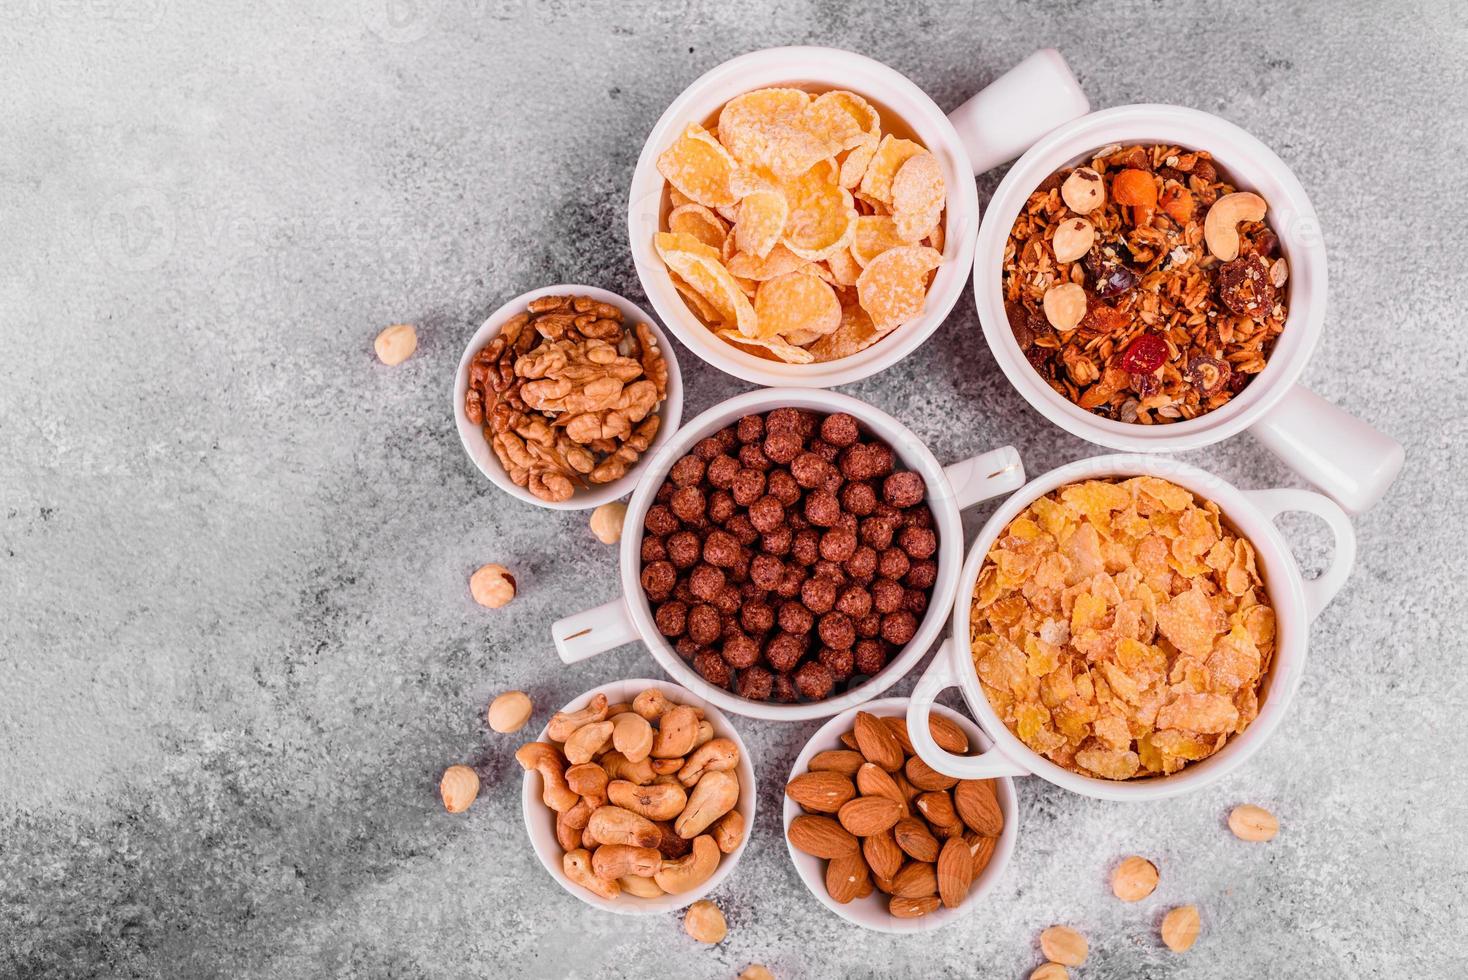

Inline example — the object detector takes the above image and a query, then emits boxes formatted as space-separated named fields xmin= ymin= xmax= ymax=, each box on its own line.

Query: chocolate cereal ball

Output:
xmin=820 ymin=412 xmax=860 ymax=447
xmin=706 ymin=453 xmax=740 ymax=489
xmin=692 ymin=437 xmax=724 ymax=461
xmin=644 ymin=504 xmax=679 ymax=536
xmin=736 ymin=414 xmax=764 ymax=444
xmin=722 ymin=632 xmax=760 ymax=669
xmin=767 ymin=469 xmax=802 ymax=507
xmin=760 ymin=526 xmax=793 ymax=556
xmin=882 ymin=471 xmax=926 ymax=508
xmin=741 ymin=600 xmax=775 ymax=635
xmin=794 ymin=660 xmax=835 ymax=700
xmin=853 ymin=639 xmax=886 ymax=676
xmin=906 ymin=559 xmax=938 ymax=590
xmin=736 ymin=665 xmax=773 ymax=701
xmin=818 ymin=611 xmax=856 ymax=650
xmin=707 ymin=489 xmax=736 ymax=525
xmin=703 ymin=528 xmax=740 ymax=567
xmin=687 ymin=603 xmax=723 ymax=646
xmin=771 ymin=672 xmax=799 ymax=704
xmin=804 ymin=489 xmax=841 ymax=527
xmin=762 ymin=428 xmax=802 ymax=465
xmin=791 ymin=529 xmax=821 ymax=565
xmin=689 ymin=564 xmax=725 ymax=601
xmin=694 ymin=650 xmax=732 ymax=687
xmin=872 ymin=577 xmax=905 ymax=614
xmin=655 ymin=600 xmax=688 ymax=637
xmin=835 ymin=585 xmax=872 ymax=619
xmin=778 ymin=601 xmax=814 ymax=635
xmin=878 ymin=548 xmax=910 ymax=580
xmin=670 ymin=454 xmax=705 ymax=487
xmin=766 ymin=632 xmax=805 ymax=672
xmin=819 ymin=527 xmax=858 ymax=562
xmin=841 ymin=481 xmax=877 ymax=516
xmin=641 ymin=560 xmax=676 ymax=599
xmin=880 ymin=610 xmax=918 ymax=646
xmin=800 ymin=575 xmax=838 ymax=615
xmin=818 ymin=645 xmax=855 ymax=682
xmin=642 ymin=536 xmax=667 ymax=563
xmin=749 ymin=495 xmax=785 ymax=533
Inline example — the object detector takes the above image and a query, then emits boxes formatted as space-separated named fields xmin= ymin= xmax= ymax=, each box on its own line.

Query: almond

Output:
xmin=1040 ymin=925 xmax=1089 ymax=966
xmin=862 ymin=830 xmax=904 ymax=879
xmin=852 ymin=711 xmax=904 ymax=772
xmin=905 ymin=755 xmax=958 ymax=791
xmin=1111 ymin=855 xmax=1159 ymax=902
xmin=856 ymin=763 xmax=907 ymax=810
xmin=808 ymin=749 xmax=865 ymax=775
xmin=787 ymin=814 xmax=859 ymax=859
xmin=1029 ymin=965 xmax=1068 ymax=980
xmin=936 ymin=837 xmax=973 ymax=909
xmin=893 ymin=816 xmax=940 ymax=863
xmin=915 ymin=790 xmax=959 ymax=830
xmin=965 ymin=831 xmax=997 ymax=878
xmin=890 ymin=860 xmax=938 ymax=898
xmin=928 ymin=714 xmax=970 ymax=754
xmin=954 ymin=779 xmax=1003 ymax=837
xmin=837 ymin=795 xmax=902 ymax=836
xmin=882 ymin=715 xmax=915 ymax=754
xmin=439 ymin=765 xmax=479 ymax=814
xmin=839 ymin=730 xmax=861 ymax=751
xmin=824 ymin=851 xmax=871 ymax=904
xmin=785 ymin=771 xmax=857 ymax=813
xmin=894 ymin=770 xmax=922 ymax=805
xmin=1228 ymin=803 xmax=1278 ymax=842
xmin=888 ymin=895 xmax=940 ymax=919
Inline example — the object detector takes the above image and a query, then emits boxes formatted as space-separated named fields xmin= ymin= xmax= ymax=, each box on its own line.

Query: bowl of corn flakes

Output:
xmin=903 ymin=454 xmax=1357 ymax=801
xmin=628 ymin=46 xmax=1088 ymax=388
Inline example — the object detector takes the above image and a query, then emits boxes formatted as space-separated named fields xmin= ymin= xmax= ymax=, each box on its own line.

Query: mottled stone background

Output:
xmin=2 ymin=0 xmax=1465 ymax=977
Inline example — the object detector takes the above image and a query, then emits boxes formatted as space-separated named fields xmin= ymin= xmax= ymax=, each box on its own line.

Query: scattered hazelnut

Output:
xmin=1060 ymin=166 xmax=1105 ymax=213
xmin=1110 ymin=855 xmax=1159 ymax=902
xmin=1029 ymin=965 xmax=1068 ymax=980
xmin=1049 ymin=217 xmax=1095 ymax=264
xmin=1227 ymin=803 xmax=1279 ymax=842
xmin=682 ymin=898 xmax=727 ymax=944
xmin=374 ymin=323 xmax=417 ymax=365
xmin=469 ymin=563 xmax=516 ymax=608
xmin=589 ymin=502 xmax=627 ymax=544
xmin=439 ymin=765 xmax=479 ymax=813
xmin=1040 ymin=925 xmax=1088 ymax=967
xmin=486 ymin=691 xmax=532 ymax=733
xmin=739 ymin=967 xmax=775 ymax=980
xmin=1160 ymin=904 xmax=1201 ymax=952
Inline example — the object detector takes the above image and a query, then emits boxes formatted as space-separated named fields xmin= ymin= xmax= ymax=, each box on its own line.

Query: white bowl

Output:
xmin=453 ymin=284 xmax=685 ymax=511
xmin=519 ymin=677 xmax=756 ymax=915
xmin=905 ymin=454 xmax=1357 ymax=801
xmin=782 ymin=697 xmax=1019 ymax=933
xmin=628 ymin=46 xmax=1088 ymax=389
xmin=972 ymin=104 xmax=1403 ymax=514
xmin=550 ymin=387 xmax=1026 ymax=722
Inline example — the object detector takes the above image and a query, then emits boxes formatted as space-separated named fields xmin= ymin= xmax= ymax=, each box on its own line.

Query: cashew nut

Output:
xmin=1203 ymin=191 xmax=1267 ymax=262
xmin=591 ymin=844 xmax=661 ymax=880
xmin=547 ymin=693 xmax=609 ymax=742
xmin=691 ymin=719 xmax=715 ymax=751
xmin=514 ymin=742 xmax=580 ymax=812
xmin=587 ymin=805 xmax=662 ymax=848
xmin=633 ymin=688 xmax=671 ymax=721
xmin=651 ymin=704 xmax=699 ymax=758
xmin=618 ymin=875 xmax=665 ymax=898
xmin=555 ymin=810 xmax=582 ymax=851
xmin=608 ymin=778 xmax=688 ymax=821
xmin=710 ymin=809 xmax=745 ymax=854
xmin=675 ymin=770 xmax=740 ymax=839
xmin=601 ymin=750 xmax=656 ymax=785
xmin=563 ymin=720 xmax=614 ymax=765
xmin=605 ymin=702 xmax=633 ymax=717
xmin=563 ymin=848 xmax=619 ymax=900
xmin=650 ymin=758 xmax=683 ymax=776
xmin=565 ymin=762 xmax=609 ymax=807
xmin=612 ymin=712 xmax=655 ymax=763
xmin=678 ymin=737 xmax=741 ymax=787
xmin=653 ymin=834 xmax=720 ymax=895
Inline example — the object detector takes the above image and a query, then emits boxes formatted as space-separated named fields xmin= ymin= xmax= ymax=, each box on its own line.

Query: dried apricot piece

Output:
xmin=656 ymin=123 xmax=739 ymax=208
xmin=754 ymin=271 xmax=841 ymax=341
xmin=734 ymin=189 xmax=789 ymax=259
xmin=668 ymin=203 xmax=729 ymax=251
xmin=856 ymin=245 xmax=942 ymax=331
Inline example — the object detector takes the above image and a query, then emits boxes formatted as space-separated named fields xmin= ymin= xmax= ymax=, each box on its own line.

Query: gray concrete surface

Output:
xmin=3 ymin=1 xmax=1465 ymax=977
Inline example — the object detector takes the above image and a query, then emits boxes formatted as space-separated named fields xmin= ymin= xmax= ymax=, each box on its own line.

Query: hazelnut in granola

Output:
xmin=1002 ymin=144 xmax=1288 ymax=424
xmin=970 ymin=477 xmax=1275 ymax=780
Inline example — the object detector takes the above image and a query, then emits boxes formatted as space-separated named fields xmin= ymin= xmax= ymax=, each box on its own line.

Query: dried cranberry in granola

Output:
xmin=1002 ymin=144 xmax=1288 ymax=424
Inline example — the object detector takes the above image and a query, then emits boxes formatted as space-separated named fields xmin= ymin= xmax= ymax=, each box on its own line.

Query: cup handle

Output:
xmin=552 ymin=596 xmax=640 ymax=664
xmin=1243 ymin=488 xmax=1357 ymax=621
xmin=943 ymin=446 xmax=1026 ymax=511
xmin=1246 ymin=383 xmax=1405 ymax=515
xmin=906 ymin=639 xmax=1030 ymax=780
xmin=946 ymin=48 xmax=1090 ymax=176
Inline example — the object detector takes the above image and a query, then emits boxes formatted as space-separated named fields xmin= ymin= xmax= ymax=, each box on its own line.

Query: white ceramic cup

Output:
xmin=782 ymin=697 xmax=1018 ymax=933
xmin=905 ymin=453 xmax=1357 ymax=802
xmin=520 ymin=677 xmax=757 ymax=915
xmin=452 ymin=284 xmax=685 ymax=511
xmin=973 ymin=104 xmax=1405 ymax=514
xmin=628 ymin=46 xmax=1090 ymax=389
xmin=550 ymin=387 xmax=1027 ymax=722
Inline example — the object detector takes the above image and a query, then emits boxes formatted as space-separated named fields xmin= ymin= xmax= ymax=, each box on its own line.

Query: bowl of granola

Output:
xmin=973 ymin=104 xmax=1403 ymax=514
xmin=454 ymin=285 xmax=684 ymax=510
xmin=903 ymin=454 xmax=1357 ymax=801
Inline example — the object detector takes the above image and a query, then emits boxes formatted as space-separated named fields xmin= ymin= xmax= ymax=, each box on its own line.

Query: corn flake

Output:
xmin=668 ymin=203 xmax=728 ymax=251
xmin=656 ymin=124 xmax=739 ymax=208
xmin=716 ymin=327 xmax=815 ymax=363
xmin=754 ymin=271 xmax=841 ymax=341
xmin=859 ymin=135 xmax=925 ymax=205
xmin=970 ymin=477 xmax=1275 ymax=781
xmin=656 ymin=231 xmax=758 ymax=337
xmin=733 ymin=189 xmax=788 ymax=259
xmin=857 ymin=245 xmax=942 ymax=330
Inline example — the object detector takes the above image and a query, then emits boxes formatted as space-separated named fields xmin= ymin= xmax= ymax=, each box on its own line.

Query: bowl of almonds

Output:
xmin=518 ymin=678 xmax=755 ymax=915
xmin=454 ymin=285 xmax=684 ymax=510
xmin=782 ymin=698 xmax=1017 ymax=932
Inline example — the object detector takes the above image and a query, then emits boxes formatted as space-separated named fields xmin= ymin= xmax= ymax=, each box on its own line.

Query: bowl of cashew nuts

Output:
xmin=517 ymin=677 xmax=756 ymax=914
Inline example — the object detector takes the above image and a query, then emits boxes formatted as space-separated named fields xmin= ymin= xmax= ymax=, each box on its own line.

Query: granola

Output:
xmin=970 ymin=477 xmax=1275 ymax=780
xmin=1003 ymin=144 xmax=1287 ymax=424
